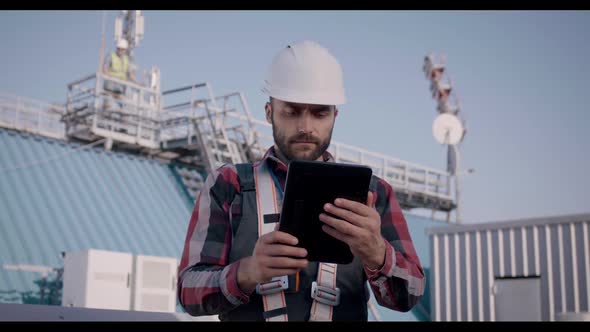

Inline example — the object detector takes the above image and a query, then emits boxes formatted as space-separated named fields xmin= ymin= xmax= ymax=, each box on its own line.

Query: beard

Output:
xmin=271 ymin=114 xmax=334 ymax=162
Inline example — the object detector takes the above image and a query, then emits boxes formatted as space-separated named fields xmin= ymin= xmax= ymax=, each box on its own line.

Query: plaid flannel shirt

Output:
xmin=177 ymin=147 xmax=425 ymax=316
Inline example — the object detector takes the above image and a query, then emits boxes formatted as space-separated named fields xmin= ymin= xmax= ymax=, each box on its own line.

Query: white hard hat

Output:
xmin=263 ymin=40 xmax=346 ymax=106
xmin=117 ymin=39 xmax=128 ymax=49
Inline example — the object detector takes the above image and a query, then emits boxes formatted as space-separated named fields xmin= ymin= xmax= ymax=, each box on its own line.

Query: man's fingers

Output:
xmin=262 ymin=268 xmax=304 ymax=281
xmin=321 ymin=224 xmax=352 ymax=245
xmin=262 ymin=244 xmax=307 ymax=258
xmin=264 ymin=256 xmax=309 ymax=269
xmin=319 ymin=212 xmax=360 ymax=234
xmin=322 ymin=203 xmax=366 ymax=227
xmin=261 ymin=230 xmax=299 ymax=246
xmin=331 ymin=197 xmax=374 ymax=217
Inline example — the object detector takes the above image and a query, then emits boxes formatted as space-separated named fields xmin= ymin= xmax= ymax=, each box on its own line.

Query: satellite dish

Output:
xmin=432 ymin=113 xmax=464 ymax=145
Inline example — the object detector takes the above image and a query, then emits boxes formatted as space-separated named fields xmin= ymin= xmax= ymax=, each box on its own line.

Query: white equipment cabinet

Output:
xmin=61 ymin=249 xmax=179 ymax=313
xmin=62 ymin=249 xmax=133 ymax=310
xmin=131 ymin=254 xmax=178 ymax=313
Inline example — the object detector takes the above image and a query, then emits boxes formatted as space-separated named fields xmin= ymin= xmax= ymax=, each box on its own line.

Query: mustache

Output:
xmin=289 ymin=133 xmax=320 ymax=144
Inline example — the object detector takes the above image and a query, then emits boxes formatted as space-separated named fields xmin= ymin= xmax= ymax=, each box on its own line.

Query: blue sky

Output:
xmin=1 ymin=10 xmax=589 ymax=224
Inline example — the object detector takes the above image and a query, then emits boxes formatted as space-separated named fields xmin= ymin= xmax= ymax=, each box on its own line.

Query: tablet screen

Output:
xmin=278 ymin=160 xmax=372 ymax=264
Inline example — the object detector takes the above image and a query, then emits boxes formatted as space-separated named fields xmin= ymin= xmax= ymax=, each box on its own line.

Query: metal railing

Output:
xmin=0 ymin=93 xmax=66 ymax=140
xmin=64 ymin=73 xmax=163 ymax=148
xmin=223 ymin=112 xmax=453 ymax=202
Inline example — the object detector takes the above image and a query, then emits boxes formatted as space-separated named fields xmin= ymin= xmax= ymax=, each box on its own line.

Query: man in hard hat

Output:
xmin=102 ymin=39 xmax=137 ymax=109
xmin=177 ymin=40 xmax=425 ymax=321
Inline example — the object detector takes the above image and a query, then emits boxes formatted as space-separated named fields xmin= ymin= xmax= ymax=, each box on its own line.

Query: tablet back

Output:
xmin=278 ymin=160 xmax=373 ymax=264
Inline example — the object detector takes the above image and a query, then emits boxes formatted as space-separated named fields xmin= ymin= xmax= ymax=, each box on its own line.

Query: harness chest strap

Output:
xmin=310 ymin=262 xmax=339 ymax=321
xmin=253 ymin=161 xmax=340 ymax=322
xmin=253 ymin=161 xmax=288 ymax=321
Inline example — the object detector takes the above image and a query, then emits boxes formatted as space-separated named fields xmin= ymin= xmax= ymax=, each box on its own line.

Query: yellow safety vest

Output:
xmin=108 ymin=51 xmax=129 ymax=81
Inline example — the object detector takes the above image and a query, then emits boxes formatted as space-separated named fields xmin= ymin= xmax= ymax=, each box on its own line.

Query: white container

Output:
xmin=131 ymin=254 xmax=178 ymax=313
xmin=61 ymin=249 xmax=133 ymax=310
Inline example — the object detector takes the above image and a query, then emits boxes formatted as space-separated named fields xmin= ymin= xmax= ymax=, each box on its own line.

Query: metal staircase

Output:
xmin=157 ymin=83 xmax=262 ymax=173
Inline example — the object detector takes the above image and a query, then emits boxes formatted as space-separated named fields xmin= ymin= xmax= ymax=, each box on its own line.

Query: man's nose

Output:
xmin=297 ymin=111 xmax=313 ymax=134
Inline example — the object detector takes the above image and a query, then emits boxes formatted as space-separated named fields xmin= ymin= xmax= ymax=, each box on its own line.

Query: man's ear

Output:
xmin=265 ymin=102 xmax=272 ymax=124
xmin=334 ymin=108 xmax=339 ymax=119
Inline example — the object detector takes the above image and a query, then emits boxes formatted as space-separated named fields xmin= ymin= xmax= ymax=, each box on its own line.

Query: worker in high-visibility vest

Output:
xmin=102 ymin=39 xmax=137 ymax=109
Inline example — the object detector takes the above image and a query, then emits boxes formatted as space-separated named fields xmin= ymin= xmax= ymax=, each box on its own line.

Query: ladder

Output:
xmin=159 ymin=83 xmax=258 ymax=174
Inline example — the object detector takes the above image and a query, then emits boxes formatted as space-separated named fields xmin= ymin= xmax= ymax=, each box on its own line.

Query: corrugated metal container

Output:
xmin=427 ymin=213 xmax=590 ymax=321
xmin=0 ymin=128 xmax=193 ymax=303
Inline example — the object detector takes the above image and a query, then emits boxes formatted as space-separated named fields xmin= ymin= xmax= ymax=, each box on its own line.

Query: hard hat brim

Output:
xmin=263 ymin=85 xmax=346 ymax=106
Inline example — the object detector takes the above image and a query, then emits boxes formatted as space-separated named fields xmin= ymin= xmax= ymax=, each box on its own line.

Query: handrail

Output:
xmin=161 ymin=83 xmax=207 ymax=96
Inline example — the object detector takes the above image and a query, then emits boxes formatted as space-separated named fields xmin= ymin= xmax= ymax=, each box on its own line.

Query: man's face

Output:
xmin=116 ymin=48 xmax=125 ymax=56
xmin=266 ymin=98 xmax=338 ymax=162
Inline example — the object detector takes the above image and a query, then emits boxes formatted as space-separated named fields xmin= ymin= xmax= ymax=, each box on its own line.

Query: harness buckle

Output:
xmin=311 ymin=281 xmax=341 ymax=306
xmin=256 ymin=275 xmax=289 ymax=295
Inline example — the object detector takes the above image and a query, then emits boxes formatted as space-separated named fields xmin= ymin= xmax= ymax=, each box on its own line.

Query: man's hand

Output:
xmin=319 ymin=192 xmax=386 ymax=270
xmin=237 ymin=229 xmax=308 ymax=294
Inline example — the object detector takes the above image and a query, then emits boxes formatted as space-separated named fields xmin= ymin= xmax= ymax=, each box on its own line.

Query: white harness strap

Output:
xmin=254 ymin=161 xmax=340 ymax=321
xmin=309 ymin=262 xmax=339 ymax=321
xmin=254 ymin=161 xmax=288 ymax=321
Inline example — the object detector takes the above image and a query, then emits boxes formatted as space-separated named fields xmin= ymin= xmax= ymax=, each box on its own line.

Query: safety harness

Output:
xmin=252 ymin=160 xmax=340 ymax=321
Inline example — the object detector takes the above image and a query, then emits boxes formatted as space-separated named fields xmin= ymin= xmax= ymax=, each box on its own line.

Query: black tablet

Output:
xmin=278 ymin=160 xmax=373 ymax=264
